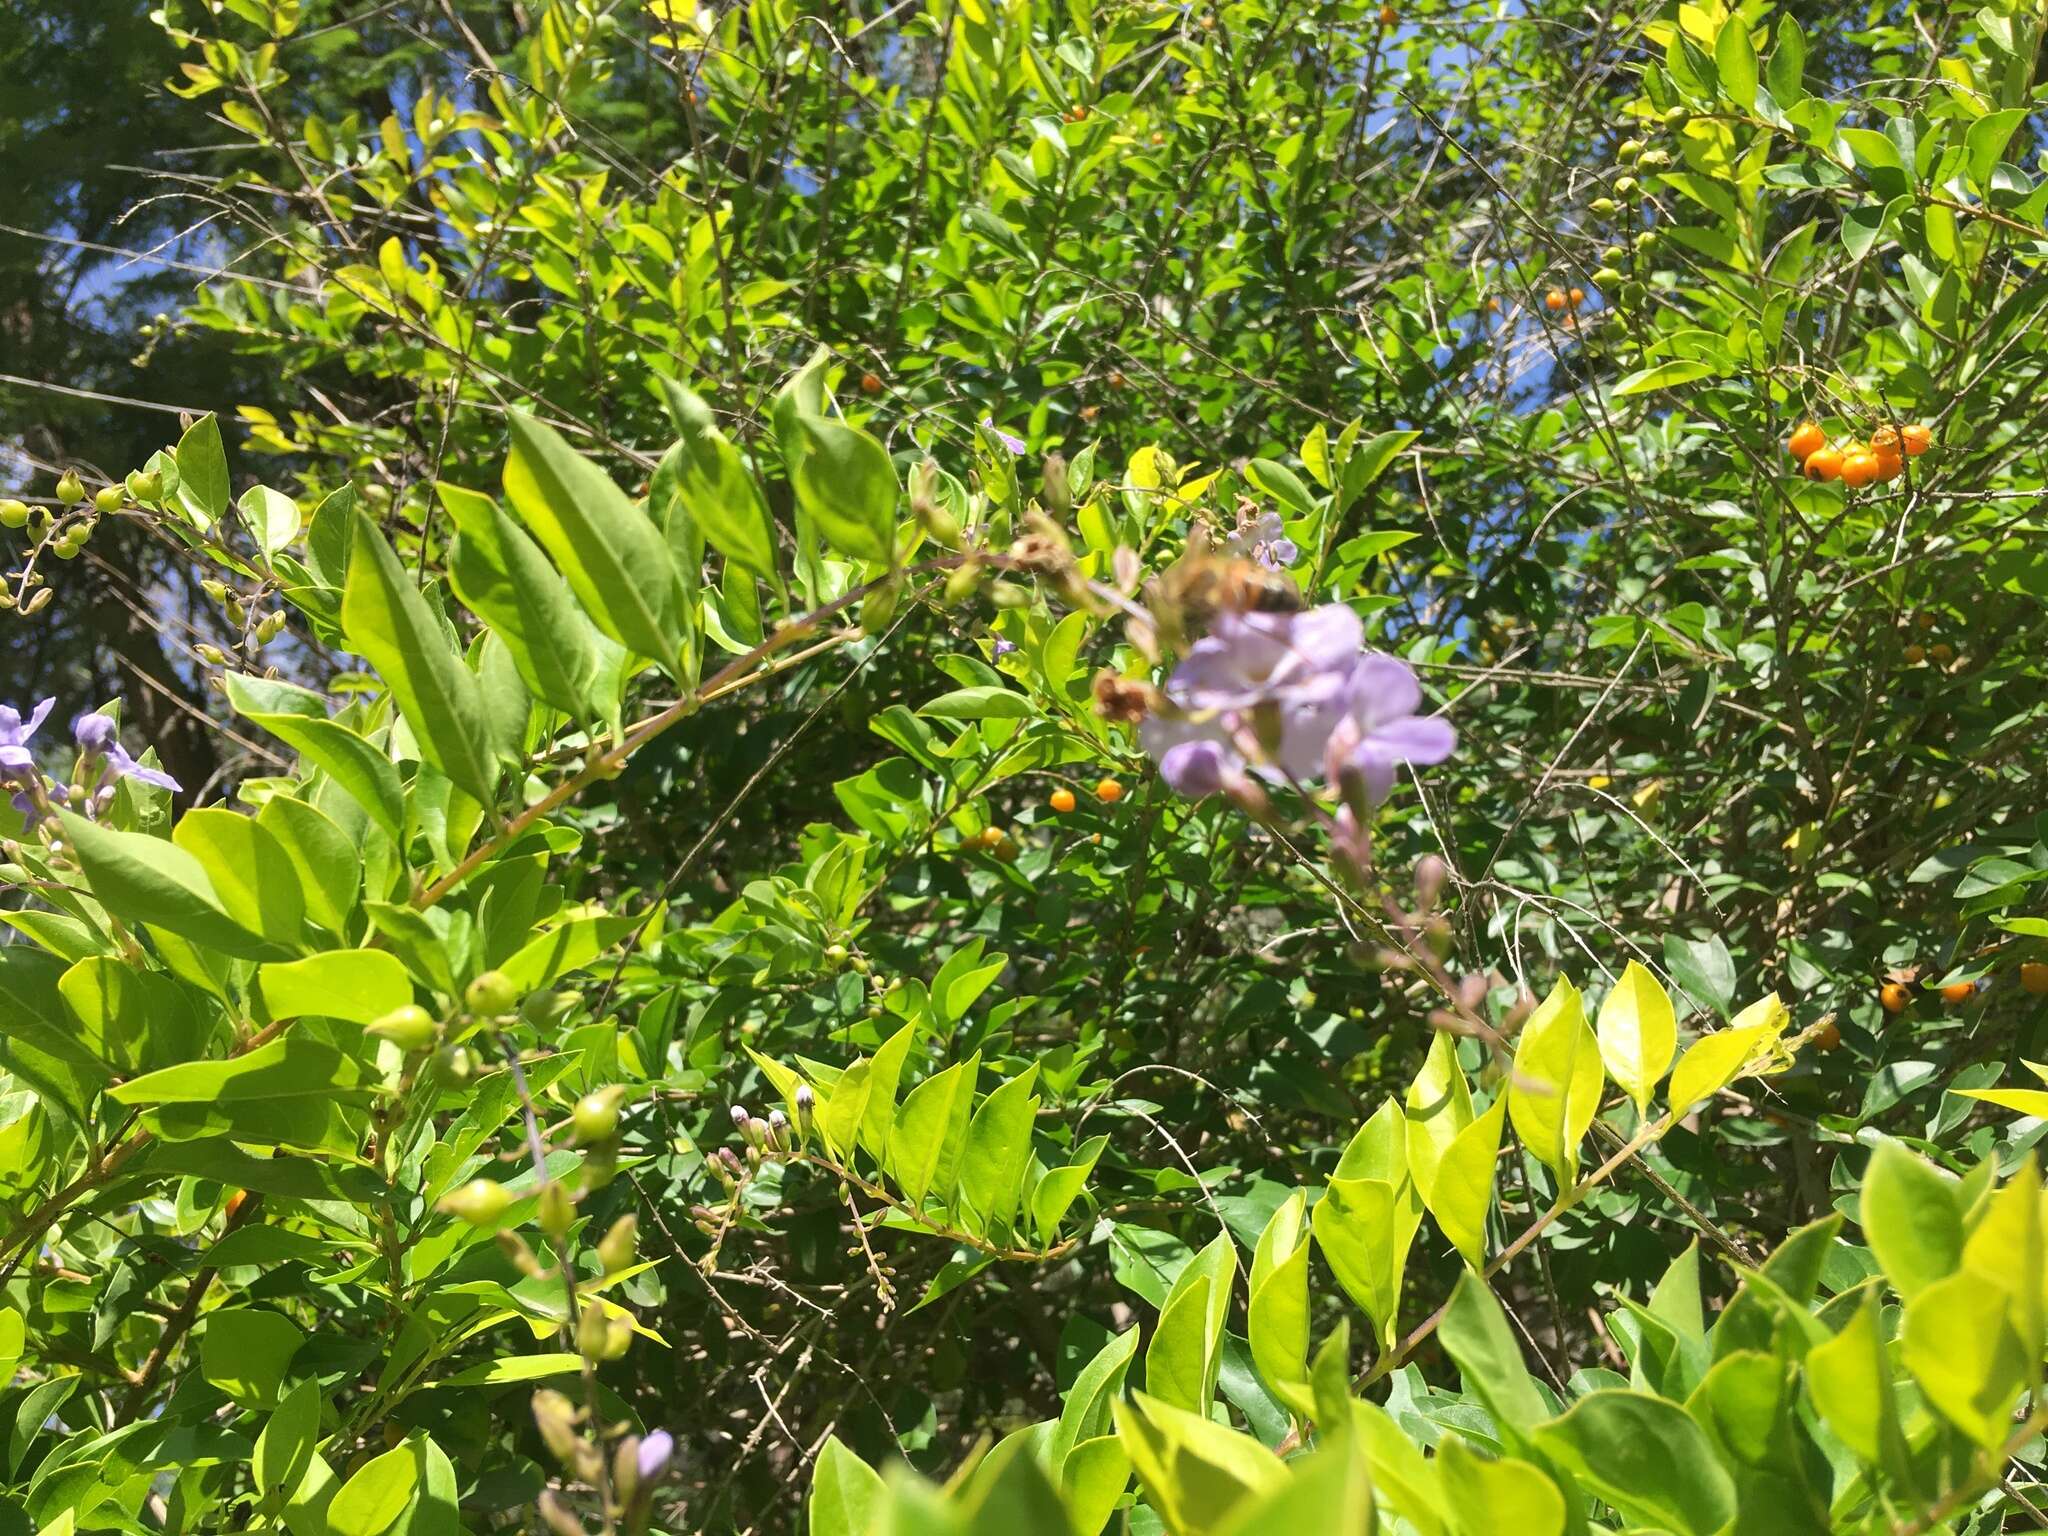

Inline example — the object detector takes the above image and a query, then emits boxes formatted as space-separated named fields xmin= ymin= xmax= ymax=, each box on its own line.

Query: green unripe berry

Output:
xmin=1603 ymin=244 xmax=1627 ymax=263
xmin=194 ymin=643 xmax=228 ymax=666
xmin=54 ymin=471 xmax=84 ymax=504
xmin=465 ymin=969 xmax=519 ymax=1017
xmin=1618 ymin=138 xmax=1644 ymax=160
xmin=1621 ymin=281 xmax=1648 ymax=306
xmin=571 ymin=1086 xmax=624 ymax=1145
xmin=1593 ymin=267 xmax=1624 ymax=287
xmin=597 ymin=1213 xmax=639 ymax=1275
xmin=440 ymin=1178 xmax=512 ymax=1225
xmin=944 ymin=562 xmax=983 ymax=604
xmin=1662 ymin=106 xmax=1687 ymax=126
xmin=368 ymin=1003 xmax=438 ymax=1051
xmin=128 ymin=470 xmax=163 ymax=503
xmin=93 ymin=485 xmax=123 ymax=514
xmin=0 ymin=500 xmax=27 ymax=529
xmin=1634 ymin=230 xmax=1659 ymax=251
xmin=1613 ymin=176 xmax=1639 ymax=196
xmin=1589 ymin=197 xmax=1618 ymax=215
xmin=53 ymin=537 xmax=82 ymax=561
xmin=1638 ymin=149 xmax=1671 ymax=170
xmin=537 ymin=1179 xmax=576 ymax=1237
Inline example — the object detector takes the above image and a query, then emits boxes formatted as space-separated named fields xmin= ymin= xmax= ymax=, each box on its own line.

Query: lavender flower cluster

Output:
xmin=1139 ymin=604 xmax=1454 ymax=806
xmin=2 ymin=699 xmax=180 ymax=832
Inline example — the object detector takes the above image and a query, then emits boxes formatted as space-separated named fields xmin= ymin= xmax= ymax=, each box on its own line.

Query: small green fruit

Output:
xmin=597 ymin=1213 xmax=639 ymax=1274
xmin=571 ymin=1086 xmax=624 ymax=1145
xmin=369 ymin=1004 xmax=438 ymax=1051
xmin=465 ymin=969 xmax=519 ymax=1016
xmin=440 ymin=1178 xmax=512 ymax=1225
xmin=0 ymin=500 xmax=27 ymax=529
xmin=93 ymin=485 xmax=123 ymax=514
xmin=537 ymin=1180 xmax=575 ymax=1237
xmin=1589 ymin=197 xmax=1619 ymax=215
xmin=1613 ymin=176 xmax=1639 ymax=196
xmin=1593 ymin=267 xmax=1624 ymax=287
xmin=54 ymin=471 xmax=83 ymax=504
xmin=1638 ymin=149 xmax=1670 ymax=170
xmin=128 ymin=470 xmax=163 ymax=502
xmin=1662 ymin=106 xmax=1688 ymax=126
xmin=1618 ymin=138 xmax=1644 ymax=160
xmin=1634 ymin=230 xmax=1659 ymax=251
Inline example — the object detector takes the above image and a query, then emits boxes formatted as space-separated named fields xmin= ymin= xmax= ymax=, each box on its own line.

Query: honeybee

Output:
xmin=1143 ymin=529 xmax=1303 ymax=652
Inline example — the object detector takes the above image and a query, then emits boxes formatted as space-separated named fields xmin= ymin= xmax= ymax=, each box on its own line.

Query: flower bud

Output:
xmin=637 ymin=1429 xmax=675 ymax=1485
xmin=1413 ymin=854 xmax=1448 ymax=908
xmin=200 ymin=579 xmax=227 ymax=603
xmin=23 ymin=588 xmax=54 ymax=616
xmin=1041 ymin=452 xmax=1072 ymax=516
xmin=579 ymin=1140 xmax=618 ymax=1193
xmin=571 ymin=1086 xmax=624 ymax=1145
xmin=368 ymin=1003 xmax=438 ymax=1051
xmin=536 ymin=1490 xmax=585 ymax=1536
xmin=729 ymin=1104 xmax=751 ymax=1134
xmin=766 ymin=1108 xmax=789 ymax=1150
xmin=612 ymin=1435 xmax=643 ymax=1507
xmin=597 ymin=1213 xmax=639 ymax=1274
xmin=256 ymin=611 xmax=286 ymax=643
xmin=537 ymin=1179 xmax=576 ymax=1237
xmin=440 ymin=1178 xmax=512 ymax=1225
xmin=465 ymin=969 xmax=519 ymax=1016
xmin=194 ymin=643 xmax=227 ymax=666
xmin=943 ymin=561 xmax=983 ymax=604
xmin=496 ymin=1228 xmax=545 ymax=1277
xmin=531 ymin=1389 xmax=583 ymax=1465
xmin=54 ymin=471 xmax=84 ymax=504
xmin=0 ymin=499 xmax=27 ymax=529
xmin=576 ymin=1301 xmax=612 ymax=1360
xmin=858 ymin=577 xmax=902 ymax=633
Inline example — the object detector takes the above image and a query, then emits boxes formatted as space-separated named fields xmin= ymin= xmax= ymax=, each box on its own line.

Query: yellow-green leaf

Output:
xmin=1596 ymin=960 xmax=1676 ymax=1120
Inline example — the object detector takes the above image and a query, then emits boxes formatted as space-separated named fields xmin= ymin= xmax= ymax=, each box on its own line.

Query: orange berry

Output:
xmin=224 ymin=1189 xmax=249 ymax=1221
xmin=1814 ymin=1019 xmax=1842 ymax=1051
xmin=1903 ymin=642 xmax=1926 ymax=664
xmin=1094 ymin=777 xmax=1124 ymax=804
xmin=977 ymin=825 xmax=1005 ymax=849
xmin=1870 ymin=424 xmax=1900 ymax=453
xmin=1900 ymin=423 xmax=1932 ymax=456
xmin=1080 ymin=404 xmax=1101 ymax=422
xmin=1107 ymin=370 xmax=1128 ymax=389
xmin=1879 ymin=982 xmax=1911 ymax=1014
xmin=992 ymin=836 xmax=1019 ymax=864
xmin=1940 ymin=980 xmax=1976 ymax=1005
xmin=2021 ymin=961 xmax=2048 ymax=996
xmin=1931 ymin=642 xmax=1954 ymax=663
xmin=1544 ymin=289 xmax=1566 ymax=311
xmin=859 ymin=372 xmax=882 ymax=394
xmin=1915 ymin=611 xmax=1936 ymax=631
xmin=1049 ymin=788 xmax=1077 ymax=814
xmin=1151 ymin=131 xmax=1165 ymax=146
xmin=1568 ymin=286 xmax=1586 ymax=307
xmin=1840 ymin=449 xmax=1880 ymax=488
xmin=1487 ymin=296 xmax=1501 ymax=313
xmin=1378 ymin=4 xmax=1397 ymax=23
xmin=1871 ymin=443 xmax=1903 ymax=480
xmin=1787 ymin=421 xmax=1825 ymax=461
xmin=1802 ymin=446 xmax=1844 ymax=482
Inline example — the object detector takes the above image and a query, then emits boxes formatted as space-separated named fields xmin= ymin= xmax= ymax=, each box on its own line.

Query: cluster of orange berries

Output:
xmin=1787 ymin=419 xmax=1931 ymax=488
xmin=1543 ymin=286 xmax=1588 ymax=312
xmin=973 ymin=779 xmax=1123 ymax=860
xmin=1875 ymin=962 xmax=2048 ymax=1016
xmin=1050 ymin=778 xmax=1122 ymax=813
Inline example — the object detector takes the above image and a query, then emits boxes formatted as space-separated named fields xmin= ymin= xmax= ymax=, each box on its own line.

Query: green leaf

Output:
xmin=1435 ymin=1435 xmax=1565 ymax=1536
xmin=499 ymin=910 xmax=646 ymax=991
xmin=176 ymin=412 xmax=230 ymax=529
xmin=1145 ymin=1233 xmax=1235 ymax=1416
xmin=1051 ymin=1325 xmax=1140 ymax=1474
xmin=1804 ymin=1297 xmax=1894 ymax=1464
xmin=1595 ymin=960 xmax=1676 ymax=1119
xmin=818 ymin=1056 xmax=872 ymax=1161
xmin=810 ymin=1436 xmax=886 ymax=1536
xmin=201 ymin=1308 xmax=305 ymax=1408
xmin=887 ymin=1055 xmax=978 ymax=1208
xmin=1112 ymin=1391 xmax=1288 ymax=1536
xmin=225 ymin=673 xmax=405 ymax=846
xmin=1213 ymin=1437 xmax=1373 ymax=1536
xmin=1765 ymin=15 xmax=1806 ymax=99
xmin=172 ymin=807 xmax=306 ymax=949
xmin=1247 ymin=1190 xmax=1313 ymax=1417
xmin=503 ymin=410 xmax=685 ymax=667
xmin=1507 ymin=976 xmax=1602 ymax=1185
xmin=1439 ymin=1272 xmax=1549 ymax=1445
xmin=658 ymin=378 xmax=780 ymax=584
xmin=434 ymin=1353 xmax=584 ymax=1387
xmin=1031 ymin=1134 xmax=1107 ymax=1244
xmin=1713 ymin=14 xmax=1757 ymax=109
xmin=1337 ymin=428 xmax=1418 ymax=513
xmin=326 ymin=1444 xmax=417 ymax=1536
xmin=1663 ymin=931 xmax=1736 ymax=1017
xmin=790 ymin=411 xmax=898 ymax=566
xmin=958 ymin=1065 xmax=1038 ymax=1239
xmin=1859 ymin=1139 xmax=1963 ymax=1299
xmin=1058 ymin=1435 xmax=1131 ymax=1536
xmin=1666 ymin=992 xmax=1786 ymax=1117
xmin=110 ymin=1034 xmax=366 ymax=1107
xmin=920 ymin=686 xmax=1033 ymax=720
xmin=1533 ymin=1389 xmax=1736 ymax=1535
xmin=256 ymin=796 xmax=359 ymax=934
xmin=1425 ymin=1092 xmax=1507 ymax=1270
xmin=59 ymin=810 xmax=284 ymax=961
xmin=342 ymin=509 xmax=498 ymax=804
xmin=1901 ymin=1269 xmax=2030 ymax=1448
xmin=1615 ymin=359 xmax=1718 ymax=395
xmin=1403 ymin=1028 xmax=1474 ymax=1204
xmin=1243 ymin=459 xmax=1316 ymax=515
xmin=1313 ymin=1164 xmax=1422 ymax=1350
xmin=239 ymin=484 xmax=301 ymax=557
xmin=255 ymin=1378 xmax=320 ymax=1499
xmin=442 ymin=483 xmax=604 ymax=717
xmin=256 ymin=950 xmax=412 ymax=1026
xmin=1967 ymin=108 xmax=2028 ymax=188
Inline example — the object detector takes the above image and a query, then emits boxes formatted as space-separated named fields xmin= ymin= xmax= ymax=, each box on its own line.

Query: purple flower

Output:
xmin=1168 ymin=607 xmax=1359 ymax=715
xmin=1322 ymin=653 xmax=1457 ymax=803
xmin=0 ymin=699 xmax=54 ymax=775
xmin=73 ymin=712 xmax=117 ymax=753
xmin=1227 ymin=511 xmax=1300 ymax=570
xmin=637 ymin=1430 xmax=674 ymax=1483
xmin=980 ymin=419 xmax=1026 ymax=456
